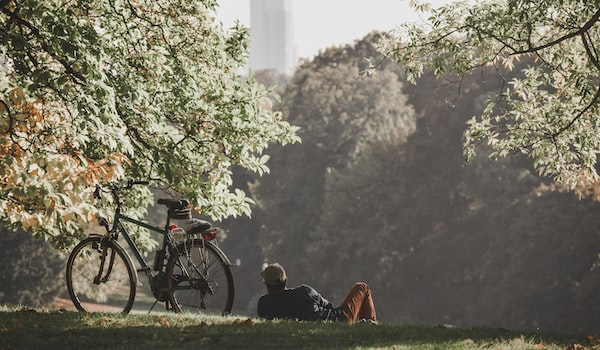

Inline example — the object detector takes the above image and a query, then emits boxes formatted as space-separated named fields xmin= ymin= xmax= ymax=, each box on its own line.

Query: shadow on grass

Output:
xmin=0 ymin=309 xmax=592 ymax=350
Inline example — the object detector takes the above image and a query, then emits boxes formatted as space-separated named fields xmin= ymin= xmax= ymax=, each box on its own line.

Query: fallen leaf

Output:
xmin=97 ymin=316 xmax=113 ymax=327
xmin=19 ymin=307 xmax=37 ymax=313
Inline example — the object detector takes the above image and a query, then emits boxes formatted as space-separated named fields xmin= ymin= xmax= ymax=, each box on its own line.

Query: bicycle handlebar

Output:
xmin=126 ymin=180 xmax=149 ymax=188
xmin=93 ymin=180 xmax=149 ymax=202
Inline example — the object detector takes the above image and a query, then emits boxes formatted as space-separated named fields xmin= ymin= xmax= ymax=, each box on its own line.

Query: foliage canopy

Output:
xmin=0 ymin=0 xmax=299 ymax=247
xmin=379 ymin=0 xmax=600 ymax=193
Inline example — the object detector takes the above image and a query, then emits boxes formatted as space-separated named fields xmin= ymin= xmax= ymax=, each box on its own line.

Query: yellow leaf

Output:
xmin=28 ymin=164 xmax=40 ymax=176
xmin=9 ymin=87 xmax=25 ymax=106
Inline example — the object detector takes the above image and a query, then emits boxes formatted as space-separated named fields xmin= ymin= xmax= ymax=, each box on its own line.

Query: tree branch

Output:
xmin=582 ymin=32 xmax=600 ymax=72
xmin=554 ymin=84 xmax=600 ymax=137
xmin=512 ymin=7 xmax=600 ymax=55
xmin=0 ymin=6 xmax=86 ymax=83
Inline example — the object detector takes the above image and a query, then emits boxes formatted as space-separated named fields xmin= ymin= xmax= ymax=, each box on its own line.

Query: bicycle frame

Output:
xmin=107 ymin=207 xmax=231 ymax=302
xmin=111 ymin=213 xmax=167 ymax=273
xmin=68 ymin=181 xmax=235 ymax=315
xmin=99 ymin=204 xmax=185 ymax=305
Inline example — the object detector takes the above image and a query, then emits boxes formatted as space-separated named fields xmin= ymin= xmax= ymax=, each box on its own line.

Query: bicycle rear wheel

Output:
xmin=66 ymin=236 xmax=136 ymax=313
xmin=166 ymin=239 xmax=234 ymax=315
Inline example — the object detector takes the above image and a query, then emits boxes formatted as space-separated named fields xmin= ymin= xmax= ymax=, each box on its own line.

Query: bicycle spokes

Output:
xmin=66 ymin=181 xmax=234 ymax=315
xmin=66 ymin=236 xmax=136 ymax=313
xmin=166 ymin=239 xmax=233 ymax=315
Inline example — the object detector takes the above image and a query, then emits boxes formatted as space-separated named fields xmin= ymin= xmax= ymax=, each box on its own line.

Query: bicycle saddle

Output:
xmin=185 ymin=218 xmax=212 ymax=234
xmin=157 ymin=198 xmax=189 ymax=210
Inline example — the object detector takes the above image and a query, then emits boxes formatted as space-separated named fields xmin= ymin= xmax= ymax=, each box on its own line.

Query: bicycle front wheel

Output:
xmin=166 ymin=239 xmax=234 ymax=315
xmin=66 ymin=236 xmax=136 ymax=313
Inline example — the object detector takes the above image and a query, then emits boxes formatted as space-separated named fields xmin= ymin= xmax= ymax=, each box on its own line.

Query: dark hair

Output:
xmin=266 ymin=281 xmax=286 ymax=293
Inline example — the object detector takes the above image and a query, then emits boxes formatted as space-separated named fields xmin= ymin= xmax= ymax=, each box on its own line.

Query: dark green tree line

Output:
xmin=255 ymin=33 xmax=417 ymax=282
xmin=222 ymin=32 xmax=600 ymax=335
xmin=0 ymin=226 xmax=64 ymax=307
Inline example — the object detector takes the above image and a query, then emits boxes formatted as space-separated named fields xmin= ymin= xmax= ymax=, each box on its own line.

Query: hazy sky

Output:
xmin=215 ymin=0 xmax=454 ymax=60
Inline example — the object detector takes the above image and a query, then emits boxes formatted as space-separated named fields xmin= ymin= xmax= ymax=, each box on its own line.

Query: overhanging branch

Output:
xmin=512 ymin=7 xmax=600 ymax=55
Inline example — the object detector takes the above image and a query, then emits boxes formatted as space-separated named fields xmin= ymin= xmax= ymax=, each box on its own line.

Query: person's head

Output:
xmin=261 ymin=263 xmax=287 ymax=293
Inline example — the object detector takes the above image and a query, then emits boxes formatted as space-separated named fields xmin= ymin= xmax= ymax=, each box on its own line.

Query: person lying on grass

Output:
xmin=257 ymin=263 xmax=378 ymax=324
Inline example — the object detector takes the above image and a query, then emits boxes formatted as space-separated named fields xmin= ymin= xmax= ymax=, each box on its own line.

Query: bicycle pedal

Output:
xmin=137 ymin=281 xmax=144 ymax=287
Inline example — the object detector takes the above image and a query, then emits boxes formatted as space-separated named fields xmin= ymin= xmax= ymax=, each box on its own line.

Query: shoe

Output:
xmin=356 ymin=318 xmax=380 ymax=325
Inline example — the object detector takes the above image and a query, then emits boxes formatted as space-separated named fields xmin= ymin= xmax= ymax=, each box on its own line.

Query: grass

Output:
xmin=0 ymin=305 xmax=595 ymax=350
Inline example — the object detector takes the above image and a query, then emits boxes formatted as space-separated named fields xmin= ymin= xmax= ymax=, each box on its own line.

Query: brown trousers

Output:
xmin=340 ymin=282 xmax=377 ymax=324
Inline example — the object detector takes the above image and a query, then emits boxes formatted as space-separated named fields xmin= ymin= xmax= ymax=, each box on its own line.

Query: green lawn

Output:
xmin=0 ymin=305 xmax=594 ymax=349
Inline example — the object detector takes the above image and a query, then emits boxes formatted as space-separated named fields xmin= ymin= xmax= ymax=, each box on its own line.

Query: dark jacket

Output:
xmin=257 ymin=285 xmax=345 ymax=321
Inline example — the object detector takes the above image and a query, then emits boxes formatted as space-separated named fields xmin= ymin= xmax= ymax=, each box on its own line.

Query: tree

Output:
xmin=0 ymin=0 xmax=299 ymax=248
xmin=217 ymin=30 xmax=600 ymax=332
xmin=378 ymin=0 xmax=600 ymax=193
xmin=0 ymin=225 xmax=64 ymax=307
xmin=255 ymin=32 xmax=417 ymax=284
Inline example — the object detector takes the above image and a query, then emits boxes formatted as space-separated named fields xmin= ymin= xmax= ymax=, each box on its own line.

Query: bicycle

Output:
xmin=65 ymin=180 xmax=234 ymax=315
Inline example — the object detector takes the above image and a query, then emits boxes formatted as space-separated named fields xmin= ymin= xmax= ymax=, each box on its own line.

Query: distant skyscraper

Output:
xmin=249 ymin=0 xmax=297 ymax=75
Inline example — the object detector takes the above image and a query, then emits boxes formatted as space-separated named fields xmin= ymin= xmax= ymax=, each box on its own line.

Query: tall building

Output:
xmin=249 ymin=0 xmax=297 ymax=76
